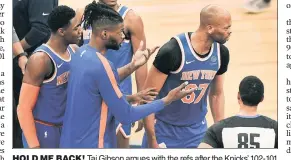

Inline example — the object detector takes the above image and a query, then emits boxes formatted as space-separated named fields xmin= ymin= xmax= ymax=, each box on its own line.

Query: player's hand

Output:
xmin=131 ymin=88 xmax=158 ymax=104
xmin=132 ymin=41 xmax=159 ymax=68
xmin=162 ymin=81 xmax=195 ymax=106
xmin=18 ymin=56 xmax=28 ymax=74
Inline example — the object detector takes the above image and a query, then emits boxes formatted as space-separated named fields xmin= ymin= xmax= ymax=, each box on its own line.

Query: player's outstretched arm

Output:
xmin=96 ymin=55 xmax=193 ymax=125
xmin=126 ymin=10 xmax=147 ymax=92
xmin=117 ymin=41 xmax=159 ymax=82
xmin=17 ymin=52 xmax=52 ymax=148
xmin=209 ymin=74 xmax=225 ymax=123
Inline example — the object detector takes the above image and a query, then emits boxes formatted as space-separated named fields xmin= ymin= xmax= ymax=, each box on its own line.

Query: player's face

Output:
xmin=210 ymin=16 xmax=232 ymax=44
xmin=99 ymin=0 xmax=117 ymax=7
xmin=105 ymin=23 xmax=125 ymax=50
xmin=63 ymin=17 xmax=82 ymax=44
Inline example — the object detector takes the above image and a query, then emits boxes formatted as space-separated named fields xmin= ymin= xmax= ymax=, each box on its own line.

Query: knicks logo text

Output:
xmin=57 ymin=71 xmax=70 ymax=86
xmin=181 ymin=70 xmax=217 ymax=81
xmin=180 ymin=70 xmax=216 ymax=104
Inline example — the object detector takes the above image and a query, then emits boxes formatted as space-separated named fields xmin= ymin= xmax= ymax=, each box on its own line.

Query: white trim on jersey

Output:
xmin=217 ymin=43 xmax=221 ymax=70
xmin=117 ymin=4 xmax=123 ymax=13
xmin=122 ymin=8 xmax=130 ymax=19
xmin=68 ymin=45 xmax=76 ymax=53
xmin=222 ymin=127 xmax=276 ymax=148
xmin=43 ymin=44 xmax=71 ymax=62
xmin=171 ymin=36 xmax=185 ymax=74
xmin=115 ymin=123 xmax=130 ymax=138
xmin=185 ymin=33 xmax=214 ymax=62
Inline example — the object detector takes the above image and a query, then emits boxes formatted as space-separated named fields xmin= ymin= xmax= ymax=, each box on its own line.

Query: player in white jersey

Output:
xmin=198 ymin=75 xmax=278 ymax=148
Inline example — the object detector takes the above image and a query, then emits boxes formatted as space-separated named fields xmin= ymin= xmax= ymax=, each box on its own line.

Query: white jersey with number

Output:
xmin=201 ymin=115 xmax=277 ymax=148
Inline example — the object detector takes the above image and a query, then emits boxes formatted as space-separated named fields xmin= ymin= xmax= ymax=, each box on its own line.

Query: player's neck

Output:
xmin=46 ymin=36 xmax=68 ymax=55
xmin=238 ymin=105 xmax=258 ymax=116
xmin=191 ymin=30 xmax=213 ymax=55
xmin=88 ymin=38 xmax=107 ymax=55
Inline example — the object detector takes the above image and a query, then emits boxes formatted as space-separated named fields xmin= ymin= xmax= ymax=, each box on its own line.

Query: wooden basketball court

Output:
xmin=59 ymin=0 xmax=278 ymax=146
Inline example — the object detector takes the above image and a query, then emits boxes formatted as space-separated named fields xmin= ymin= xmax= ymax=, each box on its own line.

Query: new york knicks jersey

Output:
xmin=82 ymin=5 xmax=133 ymax=95
xmin=155 ymin=32 xmax=221 ymax=126
xmin=32 ymin=44 xmax=73 ymax=125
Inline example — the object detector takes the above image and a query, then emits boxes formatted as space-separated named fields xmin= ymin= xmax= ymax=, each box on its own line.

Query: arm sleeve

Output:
xmin=216 ymin=44 xmax=230 ymax=75
xmin=13 ymin=27 xmax=19 ymax=43
xmin=96 ymin=55 xmax=165 ymax=125
xmin=201 ymin=125 xmax=220 ymax=148
xmin=25 ymin=0 xmax=56 ymax=46
xmin=153 ymin=38 xmax=182 ymax=74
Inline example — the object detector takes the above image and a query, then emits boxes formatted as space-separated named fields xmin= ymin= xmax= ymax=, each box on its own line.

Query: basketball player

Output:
xmin=198 ymin=76 xmax=278 ymax=148
xmin=78 ymin=0 xmax=148 ymax=148
xmin=17 ymin=5 xmax=82 ymax=148
xmin=142 ymin=4 xmax=231 ymax=148
xmin=59 ymin=2 xmax=195 ymax=148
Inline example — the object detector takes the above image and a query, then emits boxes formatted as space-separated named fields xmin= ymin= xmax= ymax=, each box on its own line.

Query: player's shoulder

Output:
xmin=123 ymin=7 xmax=142 ymax=23
xmin=258 ymin=115 xmax=277 ymax=125
xmin=26 ymin=51 xmax=52 ymax=73
xmin=219 ymin=44 xmax=229 ymax=56
xmin=211 ymin=116 xmax=238 ymax=129
xmin=30 ymin=51 xmax=51 ymax=64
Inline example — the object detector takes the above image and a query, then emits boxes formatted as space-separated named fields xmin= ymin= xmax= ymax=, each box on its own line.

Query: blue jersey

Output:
xmin=60 ymin=45 xmax=164 ymax=148
xmin=155 ymin=33 xmax=221 ymax=126
xmin=32 ymin=44 xmax=73 ymax=125
xmin=82 ymin=5 xmax=133 ymax=95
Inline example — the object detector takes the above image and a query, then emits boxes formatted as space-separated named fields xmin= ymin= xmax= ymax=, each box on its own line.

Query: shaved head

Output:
xmin=198 ymin=4 xmax=232 ymax=44
xmin=200 ymin=5 xmax=231 ymax=27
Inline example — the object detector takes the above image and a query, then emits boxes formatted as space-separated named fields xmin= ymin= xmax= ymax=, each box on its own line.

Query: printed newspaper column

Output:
xmin=0 ymin=3 xmax=4 ymax=159
xmin=0 ymin=1 xmax=11 ymax=159
xmin=286 ymin=3 xmax=291 ymax=155
xmin=0 ymin=2 xmax=4 ymax=159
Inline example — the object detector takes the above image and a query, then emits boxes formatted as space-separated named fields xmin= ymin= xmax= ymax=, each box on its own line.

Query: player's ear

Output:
xmin=58 ymin=28 xmax=66 ymax=37
xmin=101 ymin=30 xmax=108 ymax=40
xmin=207 ymin=25 xmax=214 ymax=34
xmin=237 ymin=92 xmax=241 ymax=101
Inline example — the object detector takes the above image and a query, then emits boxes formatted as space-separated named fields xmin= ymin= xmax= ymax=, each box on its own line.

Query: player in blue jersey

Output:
xmin=77 ymin=0 xmax=148 ymax=148
xmin=60 ymin=2 xmax=195 ymax=148
xmin=142 ymin=4 xmax=231 ymax=148
xmin=17 ymin=5 xmax=82 ymax=148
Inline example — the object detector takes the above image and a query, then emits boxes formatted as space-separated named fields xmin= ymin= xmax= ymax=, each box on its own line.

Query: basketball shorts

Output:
xmin=22 ymin=121 xmax=62 ymax=148
xmin=141 ymin=118 xmax=207 ymax=148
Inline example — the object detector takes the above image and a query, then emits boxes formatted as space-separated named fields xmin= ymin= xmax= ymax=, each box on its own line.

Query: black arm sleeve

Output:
xmin=153 ymin=38 xmax=182 ymax=75
xmin=25 ymin=0 xmax=57 ymax=46
xmin=217 ymin=44 xmax=230 ymax=75
xmin=153 ymin=38 xmax=230 ymax=75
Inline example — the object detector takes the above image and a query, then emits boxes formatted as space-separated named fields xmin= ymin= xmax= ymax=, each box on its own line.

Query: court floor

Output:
xmin=59 ymin=0 xmax=278 ymax=146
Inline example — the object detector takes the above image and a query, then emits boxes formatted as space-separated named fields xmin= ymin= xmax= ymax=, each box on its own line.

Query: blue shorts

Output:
xmin=22 ymin=121 xmax=62 ymax=148
xmin=141 ymin=118 xmax=207 ymax=148
xmin=115 ymin=122 xmax=131 ymax=138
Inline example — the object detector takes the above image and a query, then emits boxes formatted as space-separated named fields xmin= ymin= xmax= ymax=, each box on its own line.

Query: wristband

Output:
xmin=15 ymin=52 xmax=28 ymax=61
